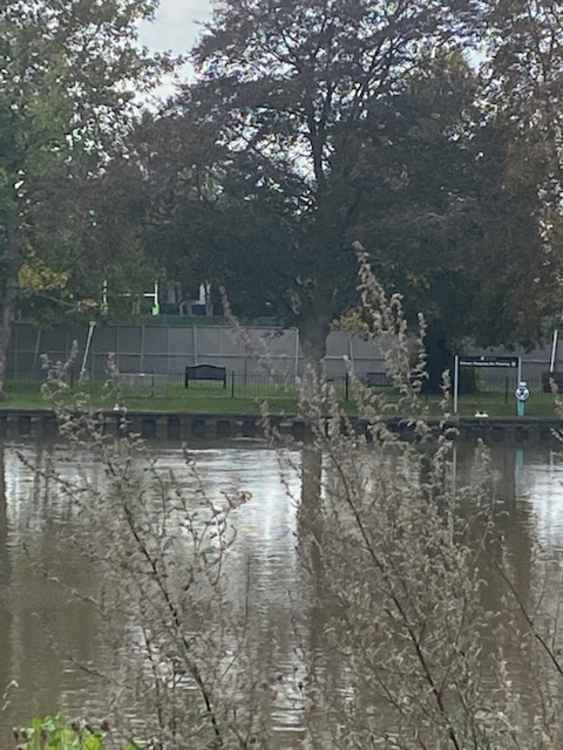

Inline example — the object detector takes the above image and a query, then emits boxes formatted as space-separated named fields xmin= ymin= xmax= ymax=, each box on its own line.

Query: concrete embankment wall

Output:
xmin=1 ymin=409 xmax=560 ymax=445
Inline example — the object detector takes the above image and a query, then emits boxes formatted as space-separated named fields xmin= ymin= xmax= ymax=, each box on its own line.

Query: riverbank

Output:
xmin=1 ymin=407 xmax=562 ymax=443
xmin=1 ymin=379 xmax=560 ymax=418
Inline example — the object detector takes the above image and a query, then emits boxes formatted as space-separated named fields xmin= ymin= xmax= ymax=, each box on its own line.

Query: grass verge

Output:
xmin=0 ymin=379 xmax=559 ymax=418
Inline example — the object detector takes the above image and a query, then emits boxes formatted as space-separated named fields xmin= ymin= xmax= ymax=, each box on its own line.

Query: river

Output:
xmin=1 ymin=436 xmax=563 ymax=746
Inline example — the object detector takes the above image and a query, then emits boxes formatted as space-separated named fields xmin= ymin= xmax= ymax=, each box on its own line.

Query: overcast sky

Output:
xmin=138 ymin=0 xmax=212 ymax=56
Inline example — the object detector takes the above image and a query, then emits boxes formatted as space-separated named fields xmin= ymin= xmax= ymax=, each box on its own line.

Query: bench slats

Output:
xmin=185 ymin=364 xmax=227 ymax=389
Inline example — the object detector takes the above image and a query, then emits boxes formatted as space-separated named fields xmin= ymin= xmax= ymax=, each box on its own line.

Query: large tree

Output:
xmin=0 ymin=0 xmax=171 ymax=398
xmin=483 ymin=0 xmax=562 ymax=320
xmin=484 ymin=0 xmax=561 ymax=199
xmin=355 ymin=49 xmax=560 ymax=389
xmin=127 ymin=0 xmax=560 ymax=388
xmin=122 ymin=110 xmax=221 ymax=310
xmin=170 ymin=0 xmax=484 ymax=366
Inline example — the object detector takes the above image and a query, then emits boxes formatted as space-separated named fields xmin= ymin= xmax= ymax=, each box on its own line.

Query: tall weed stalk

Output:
xmin=17 ymin=254 xmax=563 ymax=749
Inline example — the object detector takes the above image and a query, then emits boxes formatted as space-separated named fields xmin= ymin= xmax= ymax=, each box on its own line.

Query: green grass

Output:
xmin=1 ymin=379 xmax=301 ymax=415
xmin=445 ymin=389 xmax=559 ymax=418
xmin=1 ymin=378 xmax=559 ymax=418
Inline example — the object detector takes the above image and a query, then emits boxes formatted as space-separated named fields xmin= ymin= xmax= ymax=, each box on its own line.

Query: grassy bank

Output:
xmin=1 ymin=379 xmax=559 ymax=418
xmin=1 ymin=379 xmax=302 ymax=415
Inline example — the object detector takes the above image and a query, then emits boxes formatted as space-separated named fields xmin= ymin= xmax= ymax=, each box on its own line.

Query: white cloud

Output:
xmin=138 ymin=0 xmax=212 ymax=98
xmin=139 ymin=0 xmax=211 ymax=55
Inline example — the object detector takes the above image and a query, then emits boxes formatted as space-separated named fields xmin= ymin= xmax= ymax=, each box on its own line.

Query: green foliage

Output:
xmin=13 ymin=716 xmax=142 ymax=750
xmin=131 ymin=0 xmax=560 ymax=385
xmin=0 ymin=0 xmax=175 ymax=396
xmin=136 ymin=0 xmax=485 ymax=363
xmin=17 ymin=257 xmax=563 ymax=747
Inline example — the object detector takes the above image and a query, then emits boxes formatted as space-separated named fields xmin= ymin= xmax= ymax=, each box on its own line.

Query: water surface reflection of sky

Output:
xmin=2 ymin=439 xmax=563 ymax=745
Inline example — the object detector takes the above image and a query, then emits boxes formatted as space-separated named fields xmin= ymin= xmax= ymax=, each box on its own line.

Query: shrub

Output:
xmin=16 ymin=253 xmax=563 ymax=748
xmin=13 ymin=716 xmax=140 ymax=750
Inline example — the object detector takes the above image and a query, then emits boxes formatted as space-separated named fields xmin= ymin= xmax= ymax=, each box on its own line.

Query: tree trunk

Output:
xmin=423 ymin=322 xmax=476 ymax=395
xmin=423 ymin=322 xmax=451 ymax=394
xmin=0 ymin=226 xmax=20 ymax=401
xmin=0 ymin=442 xmax=11 ymax=670
xmin=298 ymin=307 xmax=332 ymax=374
xmin=298 ymin=446 xmax=324 ymax=597
xmin=0 ymin=288 xmax=17 ymax=401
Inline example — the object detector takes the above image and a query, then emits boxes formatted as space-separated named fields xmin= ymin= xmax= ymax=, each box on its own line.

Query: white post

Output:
xmin=453 ymin=355 xmax=459 ymax=414
xmin=550 ymin=330 xmax=559 ymax=373
xmin=102 ymin=279 xmax=108 ymax=315
xmin=151 ymin=280 xmax=160 ymax=316
xmin=80 ymin=321 xmax=96 ymax=382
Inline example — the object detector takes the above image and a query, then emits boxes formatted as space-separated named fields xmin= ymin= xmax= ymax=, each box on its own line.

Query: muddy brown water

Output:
xmin=1 ymin=437 xmax=563 ymax=745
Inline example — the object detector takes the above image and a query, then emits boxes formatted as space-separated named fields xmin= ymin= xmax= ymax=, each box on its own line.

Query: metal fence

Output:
xmin=112 ymin=371 xmax=365 ymax=401
xmin=469 ymin=359 xmax=553 ymax=392
xmin=7 ymin=321 xmax=387 ymax=381
xmin=7 ymin=320 xmax=558 ymax=393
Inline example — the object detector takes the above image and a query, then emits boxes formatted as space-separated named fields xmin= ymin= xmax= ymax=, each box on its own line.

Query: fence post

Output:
xmin=90 ymin=323 xmax=95 ymax=380
xmin=345 ymin=373 xmax=350 ymax=402
xmin=505 ymin=376 xmax=509 ymax=404
xmin=13 ymin=323 xmax=18 ymax=381
xmin=113 ymin=325 xmax=118 ymax=376
xmin=166 ymin=325 xmax=170 ymax=376
xmin=32 ymin=328 xmax=42 ymax=376
xmin=139 ymin=324 xmax=145 ymax=374
xmin=231 ymin=370 xmax=235 ymax=399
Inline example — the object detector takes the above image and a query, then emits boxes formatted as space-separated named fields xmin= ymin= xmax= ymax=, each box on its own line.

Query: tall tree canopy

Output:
xmin=172 ymin=0 xmax=485 ymax=366
xmin=485 ymin=0 xmax=561 ymax=198
xmin=3 ymin=0 xmax=560 ymax=393
xmin=355 ymin=45 xmax=561 ymax=388
xmin=483 ymin=0 xmax=562 ymax=327
xmin=137 ymin=0 xmax=560 ymax=387
xmin=0 ymin=0 xmax=171 ymax=398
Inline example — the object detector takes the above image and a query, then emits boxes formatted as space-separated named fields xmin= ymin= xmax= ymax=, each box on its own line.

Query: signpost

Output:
xmin=453 ymin=355 xmax=521 ymax=414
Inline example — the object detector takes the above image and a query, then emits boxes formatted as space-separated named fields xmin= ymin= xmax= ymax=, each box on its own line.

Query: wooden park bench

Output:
xmin=185 ymin=364 xmax=227 ymax=390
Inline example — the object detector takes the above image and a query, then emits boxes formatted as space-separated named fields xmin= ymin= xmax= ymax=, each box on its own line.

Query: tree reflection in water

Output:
xmin=2 ymin=437 xmax=563 ymax=746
